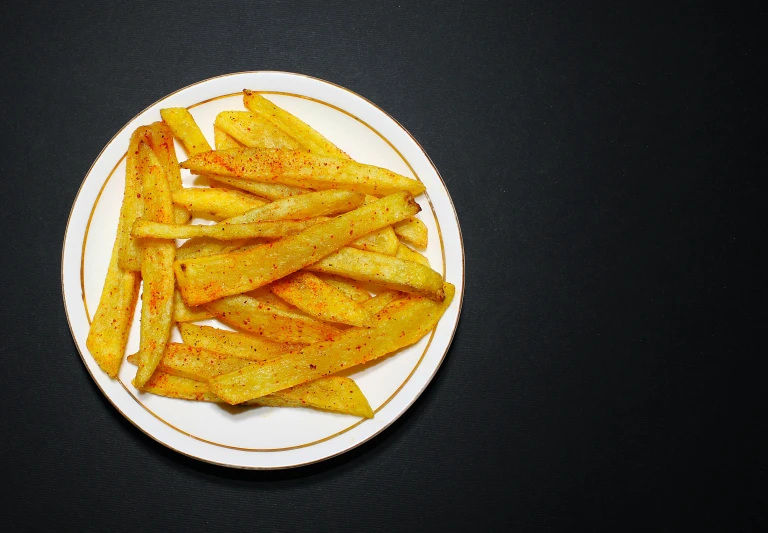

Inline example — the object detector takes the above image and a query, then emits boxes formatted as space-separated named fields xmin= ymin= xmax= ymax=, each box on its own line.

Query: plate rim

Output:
xmin=61 ymin=71 xmax=465 ymax=469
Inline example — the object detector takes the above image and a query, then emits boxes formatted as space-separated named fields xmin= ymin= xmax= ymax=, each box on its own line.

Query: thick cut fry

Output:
xmin=160 ymin=108 xmax=212 ymax=155
xmin=206 ymin=294 xmax=339 ymax=344
xmin=142 ymin=371 xmax=220 ymax=402
xmin=350 ymin=226 xmax=399 ymax=255
xmin=116 ymin=126 xmax=150 ymax=271
xmin=133 ymin=218 xmax=323 ymax=241
xmin=172 ymin=187 xmax=267 ymax=218
xmin=175 ymin=237 xmax=244 ymax=261
xmin=209 ymin=175 xmax=309 ymax=200
xmin=181 ymin=148 xmax=426 ymax=197
xmin=173 ymin=289 xmax=215 ymax=323
xmin=214 ymin=125 xmax=243 ymax=150
xmin=130 ymin=343 xmax=249 ymax=381
xmin=271 ymin=272 xmax=374 ymax=327
xmin=146 ymin=122 xmax=190 ymax=224
xmin=215 ymin=111 xmax=299 ymax=149
xmin=307 ymin=246 xmax=444 ymax=301
xmin=243 ymin=90 xmax=349 ymax=158
xmin=361 ymin=290 xmax=401 ymax=314
xmin=393 ymin=218 xmax=428 ymax=248
xmin=224 ymin=189 xmax=364 ymax=225
xmin=178 ymin=323 xmax=303 ymax=361
xmin=318 ymin=275 xmax=371 ymax=302
xmin=133 ymin=143 xmax=176 ymax=388
xmin=175 ymin=192 xmax=420 ymax=305
xmin=396 ymin=243 xmax=430 ymax=267
xmin=209 ymin=283 xmax=455 ymax=403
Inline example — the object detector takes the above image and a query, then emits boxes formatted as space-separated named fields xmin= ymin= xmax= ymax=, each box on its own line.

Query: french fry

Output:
xmin=243 ymin=90 xmax=349 ymax=158
xmin=172 ymin=289 xmax=215 ymax=323
xmin=393 ymin=217 xmax=428 ymax=248
xmin=175 ymin=192 xmax=420 ymax=305
xmin=361 ymin=290 xmax=401 ymax=314
xmin=116 ymin=126 xmax=150 ymax=271
xmin=307 ymin=246 xmax=444 ymax=301
xmin=142 ymin=371 xmax=220 ymax=402
xmin=396 ymin=243 xmax=430 ymax=267
xmin=214 ymin=125 xmax=243 ymax=150
xmin=133 ymin=143 xmax=176 ymax=388
xmin=224 ymin=189 xmax=364 ymax=225
xmin=209 ymin=283 xmax=455 ymax=404
xmin=350 ymin=226 xmax=399 ymax=255
xmin=178 ymin=323 xmax=303 ymax=361
xmin=209 ymin=175 xmax=309 ymax=200
xmin=318 ymin=275 xmax=371 ymax=302
xmin=160 ymin=108 xmax=212 ymax=155
xmin=146 ymin=122 xmax=190 ymax=224
xmin=271 ymin=272 xmax=374 ymax=327
xmin=172 ymin=187 xmax=267 ymax=218
xmin=180 ymin=148 xmax=426 ymax=197
xmin=132 ymin=217 xmax=324 ymax=241
xmin=206 ymin=294 xmax=340 ymax=344
xmin=175 ymin=237 xmax=245 ymax=261
xmin=130 ymin=343 xmax=249 ymax=381
xmin=215 ymin=111 xmax=299 ymax=149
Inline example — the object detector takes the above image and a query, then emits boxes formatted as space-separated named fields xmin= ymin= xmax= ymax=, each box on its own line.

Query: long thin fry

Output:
xmin=178 ymin=323 xmax=303 ymax=361
xmin=172 ymin=187 xmax=267 ymax=218
xmin=175 ymin=192 xmax=420 ymax=305
xmin=147 ymin=122 xmax=190 ymax=224
xmin=116 ymin=126 xmax=150 ymax=271
xmin=209 ymin=283 xmax=455 ymax=404
xmin=133 ymin=218 xmax=324 ymax=240
xmin=160 ymin=107 xmax=212 ymax=155
xmin=223 ymin=189 xmax=363 ymax=225
xmin=215 ymin=111 xmax=298 ymax=149
xmin=209 ymin=175 xmax=309 ymax=200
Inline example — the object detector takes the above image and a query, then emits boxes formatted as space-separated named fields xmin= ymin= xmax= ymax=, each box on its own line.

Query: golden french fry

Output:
xmin=243 ymin=90 xmax=349 ymax=159
xmin=209 ymin=283 xmax=455 ymax=403
xmin=214 ymin=125 xmax=243 ymax=150
xmin=361 ymin=290 xmax=401 ymax=314
xmin=307 ymin=246 xmax=444 ymax=301
xmin=206 ymin=294 xmax=340 ymax=344
xmin=172 ymin=289 xmax=215 ymax=323
xmin=350 ymin=226 xmax=399 ymax=255
xmin=146 ymin=122 xmax=190 ymax=224
xmin=318 ymin=275 xmax=371 ymax=302
xmin=175 ymin=192 xmax=419 ymax=305
xmin=215 ymin=111 xmax=299 ymax=149
xmin=172 ymin=187 xmax=267 ymax=218
xmin=224 ymin=189 xmax=364 ymax=224
xmin=180 ymin=148 xmax=426 ymax=197
xmin=132 ymin=217 xmax=324 ymax=241
xmin=116 ymin=126 xmax=151 ymax=271
xmin=160 ymin=107 xmax=212 ymax=155
xmin=396 ymin=243 xmax=430 ymax=267
xmin=393 ymin=217 xmax=428 ymax=248
xmin=141 ymin=371 xmax=221 ymax=402
xmin=130 ymin=343 xmax=249 ymax=381
xmin=133 ymin=143 xmax=176 ymax=389
xmin=175 ymin=237 xmax=245 ymax=261
xmin=178 ymin=323 xmax=303 ymax=361
xmin=271 ymin=272 xmax=374 ymax=327
xmin=208 ymin=175 xmax=309 ymax=200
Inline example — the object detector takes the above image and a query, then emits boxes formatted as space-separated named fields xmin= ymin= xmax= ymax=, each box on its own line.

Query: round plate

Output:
xmin=62 ymin=72 xmax=464 ymax=469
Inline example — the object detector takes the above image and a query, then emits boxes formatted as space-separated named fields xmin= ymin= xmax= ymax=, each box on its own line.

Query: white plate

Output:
xmin=62 ymin=72 xmax=464 ymax=469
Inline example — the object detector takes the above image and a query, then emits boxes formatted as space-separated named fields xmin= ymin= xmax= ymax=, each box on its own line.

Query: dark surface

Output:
xmin=1 ymin=1 xmax=764 ymax=531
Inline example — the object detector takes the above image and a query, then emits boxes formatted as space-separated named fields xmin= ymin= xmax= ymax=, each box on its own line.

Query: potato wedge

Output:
xmin=175 ymin=192 xmax=419 ymax=305
xmin=214 ymin=125 xmax=243 ymax=150
xmin=116 ymin=126 xmax=150 ymax=271
xmin=132 ymin=217 xmax=324 ymax=241
xmin=209 ymin=175 xmax=309 ymax=200
xmin=178 ymin=323 xmax=302 ymax=361
xmin=271 ymin=272 xmax=374 ymax=327
xmin=172 ymin=187 xmax=267 ymax=218
xmin=243 ymin=90 xmax=349 ymax=159
xmin=180 ymin=148 xmax=426 ymax=197
xmin=307 ymin=246 xmax=444 ymax=301
xmin=215 ymin=111 xmax=299 ymax=149
xmin=350 ymin=226 xmax=399 ymax=255
xmin=175 ymin=237 xmax=245 ymax=261
xmin=146 ymin=122 xmax=190 ymax=224
xmin=172 ymin=289 xmax=215 ymax=323
xmin=393 ymin=217 xmax=428 ymax=248
xmin=209 ymin=283 xmax=455 ymax=403
xmin=224 ymin=189 xmax=363 ymax=225
xmin=396 ymin=243 xmax=430 ymax=267
xmin=133 ymin=143 xmax=176 ymax=388
xmin=206 ymin=294 xmax=340 ymax=344
xmin=318 ymin=275 xmax=371 ymax=302
xmin=160 ymin=107 xmax=212 ymax=155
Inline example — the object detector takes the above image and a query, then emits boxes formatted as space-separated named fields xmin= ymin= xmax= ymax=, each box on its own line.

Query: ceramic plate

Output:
xmin=62 ymin=72 xmax=464 ymax=469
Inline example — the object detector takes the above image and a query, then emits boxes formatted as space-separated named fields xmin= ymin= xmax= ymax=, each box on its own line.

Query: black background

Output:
xmin=1 ymin=1 xmax=764 ymax=531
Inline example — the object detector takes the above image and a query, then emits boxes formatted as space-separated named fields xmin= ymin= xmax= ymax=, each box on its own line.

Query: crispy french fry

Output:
xmin=350 ymin=226 xmax=399 ymax=255
xmin=130 ymin=343 xmax=249 ymax=381
xmin=361 ymin=290 xmax=401 ymax=314
xmin=214 ymin=125 xmax=243 ymax=150
xmin=209 ymin=283 xmax=455 ymax=403
xmin=215 ymin=111 xmax=299 ymax=149
xmin=116 ymin=126 xmax=151 ymax=271
xmin=172 ymin=187 xmax=267 ymax=218
xmin=133 ymin=217 xmax=324 ymax=241
xmin=175 ymin=192 xmax=420 ymax=305
xmin=396 ymin=243 xmax=430 ymax=267
xmin=208 ymin=175 xmax=309 ymax=200
xmin=178 ymin=323 xmax=303 ymax=361
xmin=393 ymin=217 xmax=428 ymax=248
xmin=224 ymin=189 xmax=364 ymax=224
xmin=172 ymin=289 xmax=215 ymax=323
xmin=142 ymin=371 xmax=221 ymax=402
xmin=318 ymin=275 xmax=371 ymax=302
xmin=243 ymin=90 xmax=349 ymax=159
xmin=206 ymin=294 xmax=340 ymax=344
xmin=147 ymin=122 xmax=190 ymax=224
xmin=307 ymin=246 xmax=444 ymax=301
xmin=160 ymin=108 xmax=212 ymax=155
xmin=180 ymin=148 xmax=426 ymax=197
xmin=175 ymin=237 xmax=245 ymax=261
xmin=133 ymin=143 xmax=176 ymax=388
xmin=271 ymin=272 xmax=374 ymax=327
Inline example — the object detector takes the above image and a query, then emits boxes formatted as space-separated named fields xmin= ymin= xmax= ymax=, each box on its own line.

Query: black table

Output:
xmin=1 ymin=2 xmax=763 ymax=531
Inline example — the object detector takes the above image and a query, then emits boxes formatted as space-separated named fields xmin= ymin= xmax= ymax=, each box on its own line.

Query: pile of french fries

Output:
xmin=85 ymin=91 xmax=454 ymax=419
